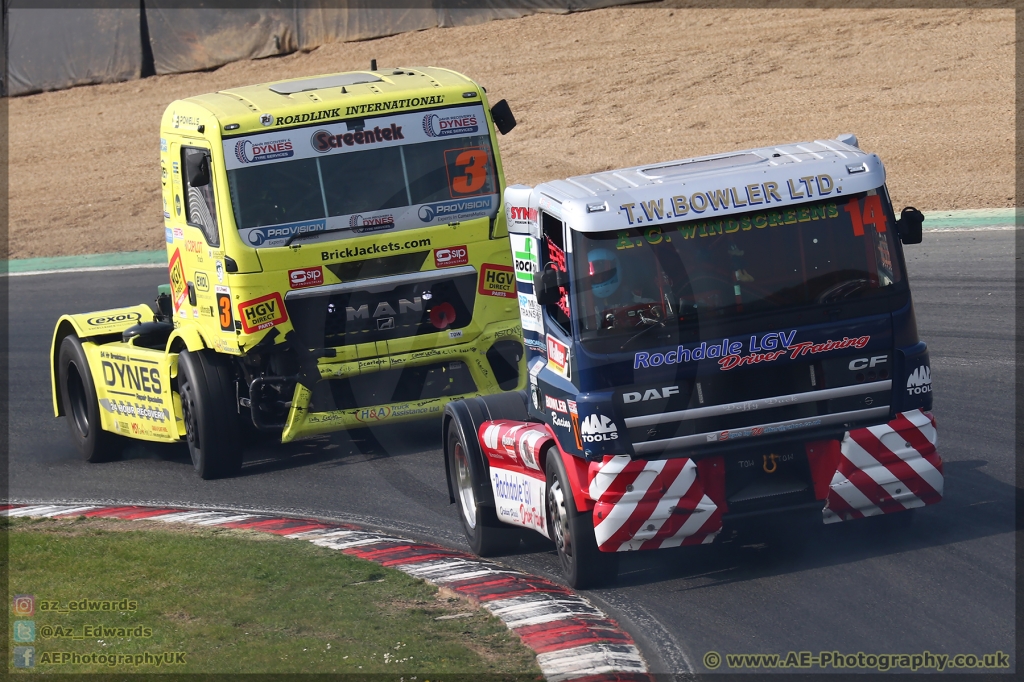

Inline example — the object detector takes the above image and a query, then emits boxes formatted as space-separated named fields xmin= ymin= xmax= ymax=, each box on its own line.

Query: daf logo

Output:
xmin=623 ymin=385 xmax=679 ymax=403
xmin=849 ymin=356 xmax=887 ymax=370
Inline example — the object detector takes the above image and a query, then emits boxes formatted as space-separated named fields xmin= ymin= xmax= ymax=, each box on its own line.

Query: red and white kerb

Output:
xmin=588 ymin=455 xmax=721 ymax=552
xmin=823 ymin=409 xmax=943 ymax=523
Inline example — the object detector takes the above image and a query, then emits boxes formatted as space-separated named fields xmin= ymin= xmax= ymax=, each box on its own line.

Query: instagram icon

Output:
xmin=12 ymin=595 xmax=34 ymax=616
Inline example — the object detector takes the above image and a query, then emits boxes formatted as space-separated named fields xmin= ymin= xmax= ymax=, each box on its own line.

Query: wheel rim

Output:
xmin=548 ymin=476 xmax=573 ymax=564
xmin=66 ymin=362 xmax=90 ymax=437
xmin=179 ymin=377 xmax=200 ymax=466
xmin=453 ymin=442 xmax=477 ymax=529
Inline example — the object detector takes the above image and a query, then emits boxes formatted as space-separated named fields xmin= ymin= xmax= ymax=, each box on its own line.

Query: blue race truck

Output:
xmin=442 ymin=134 xmax=940 ymax=588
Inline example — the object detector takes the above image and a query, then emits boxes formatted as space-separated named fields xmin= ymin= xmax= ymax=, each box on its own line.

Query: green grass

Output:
xmin=5 ymin=516 xmax=543 ymax=678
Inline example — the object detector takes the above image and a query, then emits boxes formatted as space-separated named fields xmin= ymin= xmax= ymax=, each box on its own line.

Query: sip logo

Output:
xmin=168 ymin=249 xmax=188 ymax=311
xmin=434 ymin=245 xmax=468 ymax=268
xmin=288 ymin=266 xmax=323 ymax=289
xmin=238 ymin=292 xmax=288 ymax=333
xmin=478 ymin=264 xmax=515 ymax=298
xmin=580 ymin=414 xmax=618 ymax=442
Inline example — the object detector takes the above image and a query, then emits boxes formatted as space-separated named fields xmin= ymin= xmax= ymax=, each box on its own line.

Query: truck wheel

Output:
xmin=446 ymin=424 xmax=522 ymax=556
xmin=177 ymin=349 xmax=242 ymax=479
xmin=58 ymin=335 xmax=122 ymax=462
xmin=546 ymin=449 xmax=618 ymax=589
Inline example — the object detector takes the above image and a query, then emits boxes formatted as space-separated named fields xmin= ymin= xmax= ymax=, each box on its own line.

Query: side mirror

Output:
xmin=185 ymin=153 xmax=210 ymax=187
xmin=490 ymin=99 xmax=516 ymax=135
xmin=896 ymin=206 xmax=923 ymax=245
xmin=534 ymin=266 xmax=567 ymax=306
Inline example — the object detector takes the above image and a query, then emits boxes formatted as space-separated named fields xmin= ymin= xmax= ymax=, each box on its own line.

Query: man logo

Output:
xmin=906 ymin=366 xmax=932 ymax=395
xmin=623 ymin=385 xmax=679 ymax=403
xmin=580 ymin=414 xmax=618 ymax=442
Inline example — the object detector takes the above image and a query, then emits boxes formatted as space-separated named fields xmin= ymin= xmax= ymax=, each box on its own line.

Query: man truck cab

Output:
xmin=443 ymin=135 xmax=940 ymax=588
xmin=52 ymin=66 xmax=524 ymax=479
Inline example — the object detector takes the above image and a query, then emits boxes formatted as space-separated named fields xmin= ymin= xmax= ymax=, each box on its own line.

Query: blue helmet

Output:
xmin=588 ymin=248 xmax=620 ymax=298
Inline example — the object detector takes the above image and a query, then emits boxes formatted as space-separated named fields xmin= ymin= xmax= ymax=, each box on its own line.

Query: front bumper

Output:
xmin=587 ymin=409 xmax=942 ymax=552
xmin=280 ymin=318 xmax=524 ymax=441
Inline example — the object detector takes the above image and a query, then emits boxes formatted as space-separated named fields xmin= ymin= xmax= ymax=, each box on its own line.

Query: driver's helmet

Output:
xmin=588 ymin=248 xmax=621 ymax=298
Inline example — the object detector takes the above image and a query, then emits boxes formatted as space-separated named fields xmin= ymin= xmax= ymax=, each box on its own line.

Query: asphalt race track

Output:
xmin=8 ymin=230 xmax=1016 ymax=675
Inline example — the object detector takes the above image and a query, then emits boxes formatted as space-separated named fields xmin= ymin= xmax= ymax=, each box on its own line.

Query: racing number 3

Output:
xmin=217 ymin=293 xmax=233 ymax=331
xmin=843 ymin=195 xmax=888 ymax=236
xmin=446 ymin=147 xmax=489 ymax=196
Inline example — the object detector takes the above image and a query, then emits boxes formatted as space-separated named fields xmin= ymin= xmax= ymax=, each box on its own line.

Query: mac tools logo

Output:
xmin=422 ymin=113 xmax=478 ymax=137
xmin=580 ymin=414 xmax=618 ymax=442
xmin=234 ymin=139 xmax=294 ymax=164
xmin=906 ymin=366 xmax=932 ymax=395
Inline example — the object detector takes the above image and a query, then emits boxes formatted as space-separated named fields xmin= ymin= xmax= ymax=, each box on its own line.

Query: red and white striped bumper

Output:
xmin=588 ymin=456 xmax=722 ymax=552
xmin=823 ymin=409 xmax=943 ymax=523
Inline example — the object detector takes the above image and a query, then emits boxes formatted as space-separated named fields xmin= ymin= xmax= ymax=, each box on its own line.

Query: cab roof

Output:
xmin=172 ymin=66 xmax=482 ymax=135
xmin=526 ymin=135 xmax=887 ymax=233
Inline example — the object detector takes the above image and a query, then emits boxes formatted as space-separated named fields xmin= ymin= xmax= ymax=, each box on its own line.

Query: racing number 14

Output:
xmin=843 ymin=195 xmax=888 ymax=236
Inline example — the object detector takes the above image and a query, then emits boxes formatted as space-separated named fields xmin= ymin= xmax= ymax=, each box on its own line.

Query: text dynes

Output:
xmin=634 ymin=332 xmax=871 ymax=371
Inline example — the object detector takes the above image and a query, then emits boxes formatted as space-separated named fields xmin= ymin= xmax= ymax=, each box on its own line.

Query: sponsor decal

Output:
xmin=422 ymin=112 xmax=478 ymax=137
xmin=356 ymin=406 xmax=392 ymax=422
xmin=518 ymin=293 xmax=543 ymax=335
xmin=545 ymin=395 xmax=568 ymax=413
xmin=525 ymin=337 xmax=546 ymax=352
xmin=321 ymin=237 xmax=431 ymax=261
xmin=623 ymin=385 xmax=679 ymax=403
xmin=449 ymin=329 xmax=463 ymax=339
xmin=174 ymin=195 xmax=181 ymax=216
xmin=434 ymin=245 xmax=469 ymax=268
xmin=86 ymin=311 xmax=142 ymax=327
xmin=494 ymin=326 xmax=521 ymax=339
xmin=234 ymin=138 xmax=294 ymax=164
xmin=215 ymin=260 xmax=225 ymax=283
xmin=288 ymin=266 xmax=324 ymax=290
xmin=215 ymin=285 xmax=230 ymax=294
xmin=849 ymin=355 xmax=888 ymax=370
xmin=100 ymin=357 xmax=162 ymax=395
xmin=567 ymin=400 xmax=582 ymax=450
xmin=551 ymin=414 xmax=572 ymax=429
xmin=193 ymin=309 xmax=199 ymax=318
xmin=168 ymin=250 xmax=188 ymax=311
xmin=200 ymin=305 xmax=214 ymax=317
xmin=173 ymin=227 xmax=184 ymax=241
xmin=478 ymin=264 xmax=515 ymax=298
xmin=259 ymin=113 xmax=274 ymax=126
xmin=580 ymin=414 xmax=618 ymax=443
xmin=349 ymin=213 xmax=395 ymax=232
xmin=172 ymin=112 xmax=201 ymax=129
xmin=184 ymin=239 xmax=203 ymax=254
xmin=512 ymin=235 xmax=537 ymax=283
xmin=490 ymin=467 xmax=546 ymax=533
xmin=194 ymin=271 xmax=210 ymax=292
xmin=246 ymin=219 xmax=326 ymax=247
xmin=344 ymin=95 xmax=444 ymax=116
xmin=546 ymin=335 xmax=570 ymax=379
xmin=160 ymin=137 xmax=168 ymax=152
xmin=707 ymin=418 xmax=822 ymax=443
xmin=907 ymin=366 xmax=932 ymax=395
xmin=274 ymin=108 xmax=341 ymax=126
xmin=238 ymin=292 xmax=288 ymax=333
xmin=633 ymin=330 xmax=872 ymax=371
xmin=418 ymin=196 xmax=493 ymax=223
xmin=165 ymin=227 xmax=174 ymax=243
xmin=311 ymin=125 xmax=403 ymax=152
xmin=508 ymin=206 xmax=539 ymax=225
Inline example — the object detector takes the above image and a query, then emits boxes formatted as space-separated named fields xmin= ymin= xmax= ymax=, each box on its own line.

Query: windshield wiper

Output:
xmin=284 ymin=225 xmax=355 ymax=247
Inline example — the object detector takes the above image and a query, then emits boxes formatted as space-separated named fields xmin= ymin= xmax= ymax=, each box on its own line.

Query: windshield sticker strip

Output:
xmin=634 ymin=332 xmax=870 ymax=371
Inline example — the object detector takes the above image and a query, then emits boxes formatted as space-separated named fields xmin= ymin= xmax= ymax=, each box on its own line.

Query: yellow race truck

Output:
xmin=51 ymin=65 xmax=524 ymax=478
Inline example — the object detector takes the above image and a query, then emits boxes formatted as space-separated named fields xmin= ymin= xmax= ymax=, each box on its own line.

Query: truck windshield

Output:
xmin=572 ymin=192 xmax=903 ymax=354
xmin=224 ymin=104 xmax=498 ymax=248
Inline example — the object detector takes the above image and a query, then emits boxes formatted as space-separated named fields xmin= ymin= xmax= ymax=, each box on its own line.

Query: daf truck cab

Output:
xmin=442 ymin=135 xmax=940 ymax=588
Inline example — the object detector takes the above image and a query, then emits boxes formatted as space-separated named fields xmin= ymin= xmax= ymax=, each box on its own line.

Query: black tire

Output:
xmin=545 ymin=448 xmax=618 ymax=589
xmin=177 ymin=349 xmax=243 ymax=479
xmin=446 ymin=423 xmax=522 ymax=556
xmin=58 ymin=335 xmax=123 ymax=462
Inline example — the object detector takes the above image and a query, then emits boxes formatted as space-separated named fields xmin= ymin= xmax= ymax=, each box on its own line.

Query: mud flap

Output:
xmin=588 ymin=454 xmax=722 ymax=552
xmin=823 ymin=409 xmax=943 ymax=523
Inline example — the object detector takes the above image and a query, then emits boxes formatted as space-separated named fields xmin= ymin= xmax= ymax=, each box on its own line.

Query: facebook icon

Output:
xmin=13 ymin=646 xmax=35 ymax=668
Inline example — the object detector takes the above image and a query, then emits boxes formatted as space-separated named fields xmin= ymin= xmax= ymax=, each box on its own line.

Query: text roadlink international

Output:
xmin=706 ymin=650 xmax=1010 ymax=672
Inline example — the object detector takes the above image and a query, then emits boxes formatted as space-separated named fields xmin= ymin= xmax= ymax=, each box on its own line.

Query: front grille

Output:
xmin=308 ymin=361 xmax=477 ymax=412
xmin=286 ymin=270 xmax=478 ymax=349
